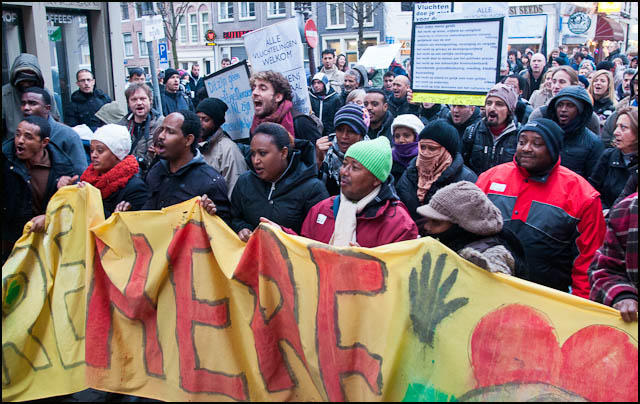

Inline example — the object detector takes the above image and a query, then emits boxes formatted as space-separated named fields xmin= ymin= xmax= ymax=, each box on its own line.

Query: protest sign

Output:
xmin=204 ymin=60 xmax=253 ymax=140
xmin=357 ymin=43 xmax=402 ymax=70
xmin=3 ymin=187 xmax=638 ymax=402
xmin=411 ymin=2 xmax=509 ymax=105
xmin=243 ymin=18 xmax=311 ymax=114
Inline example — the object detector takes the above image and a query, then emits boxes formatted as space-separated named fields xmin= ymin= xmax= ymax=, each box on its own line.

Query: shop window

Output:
xmin=240 ymin=2 xmax=256 ymax=20
xmin=327 ymin=3 xmax=345 ymax=28
xmin=123 ymin=33 xmax=133 ymax=57
xmin=325 ymin=39 xmax=342 ymax=55
xmin=121 ymin=3 xmax=130 ymax=20
xmin=200 ymin=12 xmax=210 ymax=42
xmin=2 ymin=8 xmax=26 ymax=86
xmin=137 ymin=32 xmax=148 ymax=56
xmin=267 ymin=2 xmax=287 ymax=18
xmin=189 ymin=13 xmax=198 ymax=43
xmin=218 ymin=2 xmax=233 ymax=22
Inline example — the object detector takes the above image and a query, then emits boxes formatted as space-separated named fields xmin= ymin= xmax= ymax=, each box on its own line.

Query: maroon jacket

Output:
xmin=291 ymin=181 xmax=419 ymax=248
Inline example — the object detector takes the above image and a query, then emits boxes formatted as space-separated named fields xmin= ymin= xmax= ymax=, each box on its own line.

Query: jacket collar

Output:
xmin=159 ymin=150 xmax=205 ymax=176
xmin=514 ymin=155 xmax=561 ymax=183
xmin=332 ymin=177 xmax=397 ymax=219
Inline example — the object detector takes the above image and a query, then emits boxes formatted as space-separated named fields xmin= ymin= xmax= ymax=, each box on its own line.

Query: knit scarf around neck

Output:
xmin=416 ymin=140 xmax=452 ymax=202
xmin=392 ymin=141 xmax=419 ymax=168
xmin=330 ymin=185 xmax=381 ymax=247
xmin=251 ymin=99 xmax=295 ymax=138
xmin=80 ymin=155 xmax=139 ymax=199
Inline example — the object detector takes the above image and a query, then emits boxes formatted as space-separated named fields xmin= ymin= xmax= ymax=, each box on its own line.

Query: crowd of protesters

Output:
xmin=2 ymin=39 xmax=638 ymax=334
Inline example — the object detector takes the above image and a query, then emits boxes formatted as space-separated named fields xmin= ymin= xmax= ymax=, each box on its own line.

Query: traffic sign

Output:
xmin=143 ymin=15 xmax=164 ymax=41
xmin=304 ymin=19 xmax=318 ymax=48
xmin=158 ymin=42 xmax=168 ymax=63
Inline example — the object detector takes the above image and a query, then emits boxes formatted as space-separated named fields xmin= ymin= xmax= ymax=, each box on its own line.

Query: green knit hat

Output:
xmin=344 ymin=136 xmax=392 ymax=182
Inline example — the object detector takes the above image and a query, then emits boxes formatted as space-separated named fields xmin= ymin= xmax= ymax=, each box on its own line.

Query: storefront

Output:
xmin=1 ymin=2 xmax=127 ymax=115
xmin=507 ymin=4 xmax=559 ymax=57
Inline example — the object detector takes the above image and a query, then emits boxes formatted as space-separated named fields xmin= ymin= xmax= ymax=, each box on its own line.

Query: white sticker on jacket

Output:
xmin=316 ymin=214 xmax=327 ymax=224
xmin=489 ymin=182 xmax=506 ymax=192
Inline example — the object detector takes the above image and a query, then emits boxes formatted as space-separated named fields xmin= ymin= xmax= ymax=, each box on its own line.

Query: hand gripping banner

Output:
xmin=3 ymin=186 xmax=638 ymax=401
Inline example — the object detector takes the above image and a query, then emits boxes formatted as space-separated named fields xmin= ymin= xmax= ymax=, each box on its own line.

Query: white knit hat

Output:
xmin=92 ymin=124 xmax=131 ymax=161
xmin=391 ymin=114 xmax=425 ymax=138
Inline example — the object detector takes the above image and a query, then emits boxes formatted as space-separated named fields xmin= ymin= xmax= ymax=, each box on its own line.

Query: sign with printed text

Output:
xmin=243 ymin=18 xmax=311 ymax=114
xmin=143 ymin=15 xmax=164 ymax=41
xmin=411 ymin=2 xmax=508 ymax=106
xmin=203 ymin=60 xmax=253 ymax=140
xmin=2 ymin=186 xmax=637 ymax=402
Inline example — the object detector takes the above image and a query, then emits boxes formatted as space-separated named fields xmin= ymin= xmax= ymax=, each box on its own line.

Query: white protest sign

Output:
xmin=143 ymin=15 xmax=164 ymax=41
xmin=414 ymin=2 xmax=508 ymax=22
xmin=243 ymin=18 xmax=311 ymax=114
xmin=204 ymin=60 xmax=254 ymax=140
xmin=357 ymin=43 xmax=403 ymax=69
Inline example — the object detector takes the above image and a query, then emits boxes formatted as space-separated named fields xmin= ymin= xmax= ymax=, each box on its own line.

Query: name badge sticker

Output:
xmin=316 ymin=214 xmax=327 ymax=224
xmin=489 ymin=182 xmax=506 ymax=192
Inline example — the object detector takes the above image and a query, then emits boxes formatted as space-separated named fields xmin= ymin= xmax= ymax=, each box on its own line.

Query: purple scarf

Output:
xmin=392 ymin=141 xmax=419 ymax=168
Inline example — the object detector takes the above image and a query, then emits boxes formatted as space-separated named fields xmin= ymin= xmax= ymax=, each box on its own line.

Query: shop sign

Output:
xmin=598 ymin=2 xmax=622 ymax=13
xmin=509 ymin=5 xmax=544 ymax=16
xmin=568 ymin=12 xmax=591 ymax=35
xmin=205 ymin=30 xmax=216 ymax=46
xmin=46 ymin=14 xmax=74 ymax=24
xmin=3 ymin=10 xmax=18 ymax=24
xmin=44 ymin=2 xmax=102 ymax=10
xmin=223 ymin=30 xmax=252 ymax=40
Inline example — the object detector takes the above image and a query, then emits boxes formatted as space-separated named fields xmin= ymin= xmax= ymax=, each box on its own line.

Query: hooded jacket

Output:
xmin=462 ymin=118 xmax=521 ymax=176
xmin=396 ymin=153 xmax=478 ymax=222
xmin=64 ymin=88 xmax=112 ymax=131
xmin=2 ymin=140 xmax=79 ymax=249
xmin=2 ymin=53 xmax=61 ymax=138
xmin=230 ymin=139 xmax=328 ymax=234
xmin=589 ymin=148 xmax=637 ymax=210
xmin=352 ymin=64 xmax=370 ymax=89
xmin=445 ymin=107 xmax=482 ymax=139
xmin=528 ymin=104 xmax=601 ymax=135
xmin=142 ymin=150 xmax=231 ymax=225
xmin=295 ymin=176 xmax=418 ymax=247
xmin=476 ymin=157 xmax=605 ymax=298
xmin=47 ymin=115 xmax=88 ymax=174
xmin=160 ymin=88 xmax=194 ymax=116
xmin=309 ymin=85 xmax=343 ymax=137
xmin=545 ymin=86 xmax=605 ymax=179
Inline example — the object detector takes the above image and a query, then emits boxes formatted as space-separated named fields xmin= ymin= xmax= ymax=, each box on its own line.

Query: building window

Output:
xmin=267 ymin=2 xmax=287 ymax=18
xmin=189 ymin=13 xmax=198 ymax=43
xmin=178 ymin=15 xmax=187 ymax=43
xmin=218 ymin=2 xmax=233 ymax=22
xmin=240 ymin=2 xmax=256 ymax=20
xmin=123 ymin=33 xmax=133 ymax=57
xmin=135 ymin=2 xmax=153 ymax=19
xmin=200 ymin=12 xmax=210 ymax=42
xmin=205 ymin=60 xmax=211 ymax=75
xmin=359 ymin=2 xmax=375 ymax=27
xmin=120 ymin=3 xmax=130 ymax=20
xmin=137 ymin=32 xmax=148 ymax=56
xmin=327 ymin=3 xmax=346 ymax=28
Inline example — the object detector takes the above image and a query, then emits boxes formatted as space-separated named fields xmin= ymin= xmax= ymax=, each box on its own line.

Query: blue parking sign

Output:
xmin=158 ymin=42 xmax=168 ymax=63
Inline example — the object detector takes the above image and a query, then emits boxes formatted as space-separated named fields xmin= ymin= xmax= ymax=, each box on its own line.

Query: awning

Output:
xmin=594 ymin=15 xmax=625 ymax=41
xmin=508 ymin=15 xmax=547 ymax=45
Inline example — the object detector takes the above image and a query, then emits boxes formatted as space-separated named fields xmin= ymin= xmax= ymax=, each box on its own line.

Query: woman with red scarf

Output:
xmin=57 ymin=124 xmax=149 ymax=217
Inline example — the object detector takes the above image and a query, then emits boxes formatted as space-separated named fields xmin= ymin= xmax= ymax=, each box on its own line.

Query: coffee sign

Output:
xmin=568 ymin=12 xmax=591 ymax=35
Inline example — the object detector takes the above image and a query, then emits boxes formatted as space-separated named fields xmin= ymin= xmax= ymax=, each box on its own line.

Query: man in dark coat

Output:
xmin=64 ymin=69 xmax=111 ymax=131
xmin=117 ymin=110 xmax=231 ymax=226
xmin=309 ymin=72 xmax=343 ymax=137
xmin=388 ymin=75 xmax=420 ymax=117
xmin=160 ymin=68 xmax=194 ymax=116
xmin=446 ymin=105 xmax=482 ymax=138
xmin=1 ymin=116 xmax=80 ymax=263
xmin=502 ymin=74 xmax=533 ymax=124
xmin=544 ymin=86 xmax=605 ymax=179
xmin=364 ymin=89 xmax=393 ymax=141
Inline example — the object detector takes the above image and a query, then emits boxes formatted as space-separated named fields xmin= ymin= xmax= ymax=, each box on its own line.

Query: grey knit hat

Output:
xmin=486 ymin=83 xmax=518 ymax=114
xmin=416 ymin=181 xmax=503 ymax=235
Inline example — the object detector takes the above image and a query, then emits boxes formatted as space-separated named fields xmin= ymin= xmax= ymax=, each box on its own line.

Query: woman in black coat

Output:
xmin=57 ymin=124 xmax=149 ymax=217
xmin=589 ymin=107 xmax=638 ymax=209
xmin=397 ymin=119 xmax=477 ymax=222
xmin=230 ymin=122 xmax=328 ymax=241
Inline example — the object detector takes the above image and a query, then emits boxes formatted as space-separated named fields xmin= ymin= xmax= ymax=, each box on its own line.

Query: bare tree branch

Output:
xmin=155 ymin=2 xmax=192 ymax=68
xmin=342 ymin=2 xmax=385 ymax=58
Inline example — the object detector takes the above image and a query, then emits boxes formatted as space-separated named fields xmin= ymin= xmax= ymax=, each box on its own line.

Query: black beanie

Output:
xmin=418 ymin=119 xmax=461 ymax=156
xmin=196 ymin=98 xmax=228 ymax=126
xmin=518 ymin=118 xmax=564 ymax=163
xmin=164 ymin=68 xmax=180 ymax=80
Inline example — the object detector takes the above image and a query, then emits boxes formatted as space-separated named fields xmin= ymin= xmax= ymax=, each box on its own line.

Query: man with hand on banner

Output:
xmin=476 ymin=118 xmax=606 ymax=299
xmin=115 ymin=110 xmax=231 ymax=226
xmin=261 ymin=136 xmax=418 ymax=248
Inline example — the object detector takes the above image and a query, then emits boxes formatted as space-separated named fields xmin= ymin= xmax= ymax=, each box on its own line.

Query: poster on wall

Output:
xmin=411 ymin=2 xmax=508 ymax=106
xmin=243 ymin=18 xmax=311 ymax=114
xmin=203 ymin=60 xmax=253 ymax=140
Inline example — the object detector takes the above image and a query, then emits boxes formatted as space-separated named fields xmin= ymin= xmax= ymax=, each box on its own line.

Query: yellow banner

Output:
xmin=3 ymin=186 xmax=638 ymax=402
xmin=412 ymin=92 xmax=487 ymax=106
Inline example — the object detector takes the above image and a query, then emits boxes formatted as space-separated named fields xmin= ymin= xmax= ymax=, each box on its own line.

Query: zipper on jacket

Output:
xmin=268 ymin=183 xmax=276 ymax=200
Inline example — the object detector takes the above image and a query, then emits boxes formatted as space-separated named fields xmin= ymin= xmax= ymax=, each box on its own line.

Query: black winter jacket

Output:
xmin=367 ymin=110 xmax=394 ymax=141
xmin=462 ymin=119 xmax=520 ymax=176
xmin=160 ymin=88 xmax=194 ymax=116
xmin=309 ymin=86 xmax=343 ymax=137
xmin=396 ymin=153 xmax=477 ymax=222
xmin=515 ymin=98 xmax=533 ymax=125
xmin=103 ymin=174 xmax=149 ymax=218
xmin=388 ymin=95 xmax=421 ymax=118
xmin=445 ymin=107 xmax=482 ymax=139
xmin=230 ymin=139 xmax=328 ymax=234
xmin=142 ymin=151 xmax=231 ymax=225
xmin=588 ymin=148 xmax=637 ymax=210
xmin=64 ymin=89 xmax=112 ymax=131
xmin=593 ymin=97 xmax=616 ymax=122
xmin=419 ymin=104 xmax=450 ymax=125
xmin=545 ymin=86 xmax=605 ymax=179
xmin=1 ymin=140 xmax=79 ymax=251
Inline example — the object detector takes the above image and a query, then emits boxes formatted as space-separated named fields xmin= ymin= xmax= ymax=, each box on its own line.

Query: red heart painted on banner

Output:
xmin=470 ymin=304 xmax=638 ymax=402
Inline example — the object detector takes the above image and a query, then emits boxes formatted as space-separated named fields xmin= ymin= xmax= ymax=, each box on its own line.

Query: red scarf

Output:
xmin=80 ymin=155 xmax=140 ymax=199
xmin=250 ymin=99 xmax=295 ymax=138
